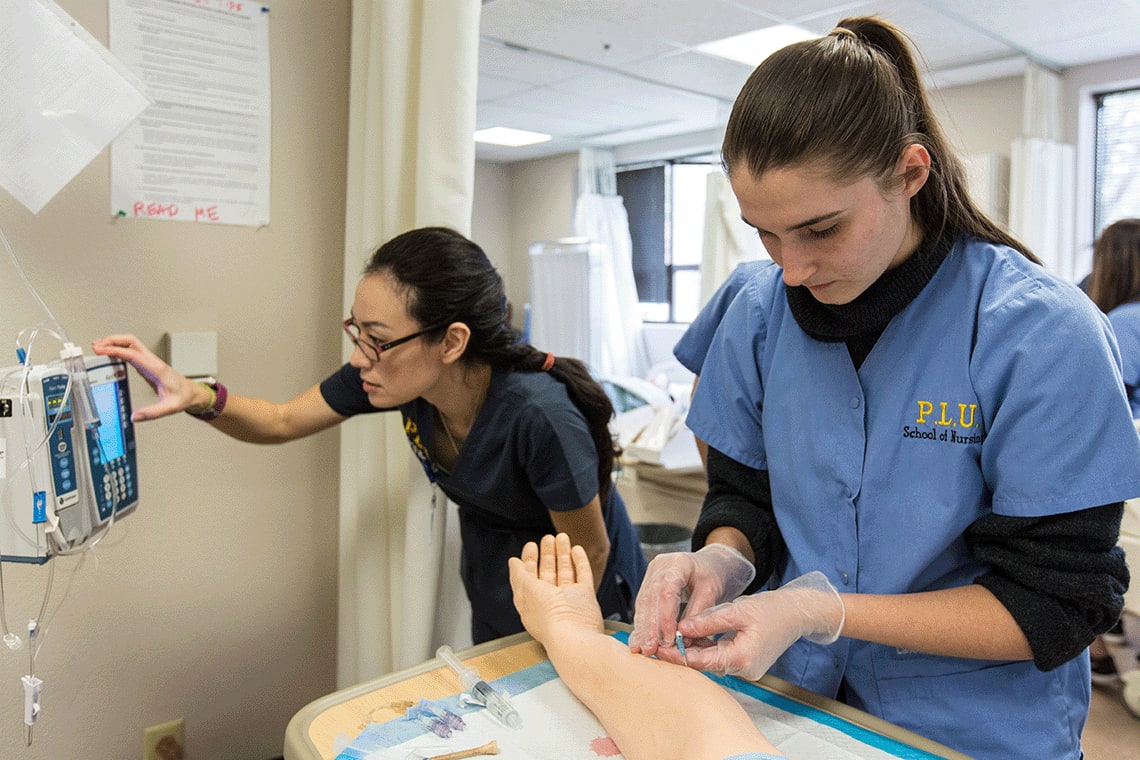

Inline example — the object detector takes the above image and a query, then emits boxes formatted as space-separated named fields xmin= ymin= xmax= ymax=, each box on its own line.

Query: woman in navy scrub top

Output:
xmin=95 ymin=227 xmax=646 ymax=644
xmin=630 ymin=17 xmax=1140 ymax=759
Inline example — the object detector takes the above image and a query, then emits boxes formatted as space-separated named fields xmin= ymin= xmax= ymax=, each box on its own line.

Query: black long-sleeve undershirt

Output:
xmin=692 ymin=448 xmax=783 ymax=594
xmin=968 ymin=503 xmax=1128 ymax=670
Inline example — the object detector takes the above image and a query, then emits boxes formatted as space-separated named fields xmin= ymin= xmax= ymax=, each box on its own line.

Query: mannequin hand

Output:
xmin=629 ymin=543 xmax=756 ymax=657
xmin=92 ymin=334 xmax=206 ymax=421
xmin=675 ymin=571 xmax=845 ymax=681
xmin=509 ymin=533 xmax=604 ymax=646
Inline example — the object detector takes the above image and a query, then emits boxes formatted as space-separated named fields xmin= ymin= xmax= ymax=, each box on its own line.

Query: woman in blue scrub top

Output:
xmin=95 ymin=227 xmax=646 ymax=644
xmin=674 ymin=259 xmax=773 ymax=467
xmin=673 ymin=260 xmax=773 ymax=379
xmin=1087 ymin=218 xmax=1140 ymax=417
xmin=1085 ymin=218 xmax=1140 ymax=681
xmin=631 ymin=17 xmax=1140 ymax=759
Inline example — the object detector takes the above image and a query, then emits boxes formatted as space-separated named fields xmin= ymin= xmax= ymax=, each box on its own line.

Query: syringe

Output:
xmin=436 ymin=645 xmax=521 ymax=729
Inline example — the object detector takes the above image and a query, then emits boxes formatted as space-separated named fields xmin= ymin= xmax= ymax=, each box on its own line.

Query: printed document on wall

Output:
xmin=109 ymin=0 xmax=271 ymax=227
xmin=0 ymin=0 xmax=150 ymax=214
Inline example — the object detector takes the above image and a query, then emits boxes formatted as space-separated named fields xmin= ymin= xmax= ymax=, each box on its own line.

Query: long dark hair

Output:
xmin=364 ymin=226 xmax=619 ymax=502
xmin=1087 ymin=218 xmax=1140 ymax=312
xmin=722 ymin=16 xmax=1038 ymax=262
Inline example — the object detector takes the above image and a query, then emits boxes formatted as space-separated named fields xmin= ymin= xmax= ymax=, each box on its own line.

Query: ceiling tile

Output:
xmin=620 ymin=50 xmax=755 ymax=103
xmin=477 ymin=75 xmax=536 ymax=102
xmin=476 ymin=0 xmax=1140 ymax=162
xmin=481 ymin=0 xmax=677 ymax=66
xmin=478 ymin=40 xmax=591 ymax=86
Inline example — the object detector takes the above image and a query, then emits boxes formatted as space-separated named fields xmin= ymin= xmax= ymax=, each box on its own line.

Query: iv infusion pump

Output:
xmin=0 ymin=356 xmax=139 ymax=563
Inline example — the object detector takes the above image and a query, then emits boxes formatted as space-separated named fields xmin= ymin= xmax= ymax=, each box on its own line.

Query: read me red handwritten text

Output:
xmin=131 ymin=202 xmax=222 ymax=222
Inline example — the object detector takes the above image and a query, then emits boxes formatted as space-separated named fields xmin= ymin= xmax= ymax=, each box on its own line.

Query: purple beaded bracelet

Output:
xmin=186 ymin=380 xmax=227 ymax=420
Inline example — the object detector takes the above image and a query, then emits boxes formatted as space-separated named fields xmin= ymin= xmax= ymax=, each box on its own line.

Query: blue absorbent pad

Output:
xmin=335 ymin=630 xmax=949 ymax=759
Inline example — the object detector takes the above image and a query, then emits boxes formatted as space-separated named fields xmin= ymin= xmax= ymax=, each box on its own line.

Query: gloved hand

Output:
xmin=676 ymin=571 xmax=845 ymax=681
xmin=629 ymin=543 xmax=756 ymax=656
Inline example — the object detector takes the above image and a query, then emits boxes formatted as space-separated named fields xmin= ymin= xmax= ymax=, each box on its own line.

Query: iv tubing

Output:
xmin=0 ymin=228 xmax=58 ymax=326
xmin=0 ymin=224 xmax=112 ymax=661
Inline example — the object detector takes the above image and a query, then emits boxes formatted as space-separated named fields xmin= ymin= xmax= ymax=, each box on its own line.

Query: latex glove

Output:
xmin=629 ymin=543 xmax=756 ymax=656
xmin=676 ymin=571 xmax=845 ymax=681
xmin=91 ymin=334 xmax=206 ymax=421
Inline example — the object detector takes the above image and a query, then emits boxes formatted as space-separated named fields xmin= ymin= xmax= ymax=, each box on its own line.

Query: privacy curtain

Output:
xmin=1009 ymin=63 xmax=1077 ymax=280
xmin=700 ymin=170 xmax=766 ymax=304
xmin=572 ymin=148 xmax=649 ymax=378
xmin=338 ymin=0 xmax=480 ymax=687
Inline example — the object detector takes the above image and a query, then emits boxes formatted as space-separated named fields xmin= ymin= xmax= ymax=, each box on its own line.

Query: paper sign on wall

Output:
xmin=109 ymin=0 xmax=271 ymax=227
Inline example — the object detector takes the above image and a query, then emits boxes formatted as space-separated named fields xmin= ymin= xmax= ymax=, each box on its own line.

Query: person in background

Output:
xmin=630 ymin=16 xmax=1140 ymax=759
xmin=673 ymin=259 xmax=775 ymax=467
xmin=1087 ymin=217 xmax=1140 ymax=417
xmin=1085 ymin=217 xmax=1140 ymax=683
xmin=509 ymin=533 xmax=784 ymax=760
xmin=94 ymin=226 xmax=646 ymax=645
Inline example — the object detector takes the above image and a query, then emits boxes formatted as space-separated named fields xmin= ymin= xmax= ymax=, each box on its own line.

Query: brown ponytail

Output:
xmin=722 ymin=16 xmax=1038 ymax=262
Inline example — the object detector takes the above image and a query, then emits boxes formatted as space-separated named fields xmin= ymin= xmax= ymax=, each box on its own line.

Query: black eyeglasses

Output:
xmin=343 ymin=318 xmax=447 ymax=362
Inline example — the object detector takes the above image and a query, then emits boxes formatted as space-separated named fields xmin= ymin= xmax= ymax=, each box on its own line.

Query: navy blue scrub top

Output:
xmin=321 ymin=364 xmax=646 ymax=643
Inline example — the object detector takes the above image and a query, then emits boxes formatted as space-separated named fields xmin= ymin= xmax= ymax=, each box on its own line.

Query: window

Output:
xmin=1094 ymin=87 xmax=1140 ymax=234
xmin=617 ymin=156 xmax=720 ymax=323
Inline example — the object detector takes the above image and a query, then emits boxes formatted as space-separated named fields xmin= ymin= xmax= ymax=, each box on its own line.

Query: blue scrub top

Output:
xmin=1107 ymin=300 xmax=1140 ymax=416
xmin=674 ymin=260 xmax=774 ymax=375
xmin=688 ymin=236 xmax=1140 ymax=759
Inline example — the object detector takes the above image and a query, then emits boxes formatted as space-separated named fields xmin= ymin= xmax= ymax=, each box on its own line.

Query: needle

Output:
xmin=675 ymin=630 xmax=688 ymax=665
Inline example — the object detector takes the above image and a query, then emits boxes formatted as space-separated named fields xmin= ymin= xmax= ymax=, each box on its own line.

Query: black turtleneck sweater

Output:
xmin=785 ymin=227 xmax=954 ymax=368
xmin=693 ymin=232 xmax=1128 ymax=672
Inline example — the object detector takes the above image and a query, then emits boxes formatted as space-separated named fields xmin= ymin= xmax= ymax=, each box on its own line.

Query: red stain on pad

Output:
xmin=590 ymin=735 xmax=621 ymax=756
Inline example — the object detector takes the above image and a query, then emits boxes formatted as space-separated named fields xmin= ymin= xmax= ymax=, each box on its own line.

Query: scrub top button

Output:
xmin=849 ymin=397 xmax=861 ymax=409
xmin=841 ymin=571 xmax=850 ymax=585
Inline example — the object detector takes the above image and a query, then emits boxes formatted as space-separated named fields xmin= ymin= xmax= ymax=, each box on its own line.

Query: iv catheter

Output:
xmin=675 ymin=630 xmax=688 ymax=665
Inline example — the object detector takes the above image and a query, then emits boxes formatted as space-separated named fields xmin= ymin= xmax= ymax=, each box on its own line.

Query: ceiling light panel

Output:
xmin=696 ymin=24 xmax=819 ymax=66
xmin=474 ymin=127 xmax=552 ymax=146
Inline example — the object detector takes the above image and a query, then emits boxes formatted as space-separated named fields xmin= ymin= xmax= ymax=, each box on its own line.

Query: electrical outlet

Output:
xmin=143 ymin=717 xmax=185 ymax=760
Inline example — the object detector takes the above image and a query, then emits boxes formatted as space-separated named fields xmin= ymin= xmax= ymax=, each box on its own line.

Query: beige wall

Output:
xmin=932 ymin=75 xmax=1025 ymax=158
xmin=1061 ymin=53 xmax=1140 ymax=144
xmin=504 ymin=153 xmax=579 ymax=314
xmin=471 ymin=162 xmax=513 ymax=289
xmin=0 ymin=3 xmax=350 ymax=759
